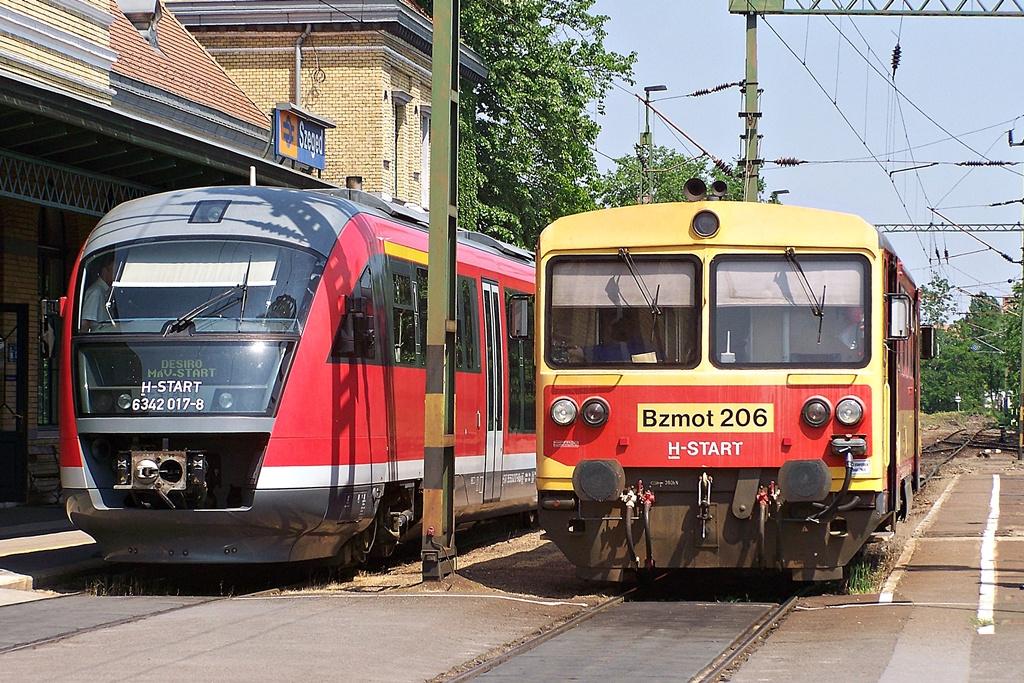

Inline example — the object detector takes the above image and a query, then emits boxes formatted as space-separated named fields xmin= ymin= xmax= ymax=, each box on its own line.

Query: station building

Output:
xmin=165 ymin=0 xmax=486 ymax=206
xmin=0 ymin=0 xmax=485 ymax=505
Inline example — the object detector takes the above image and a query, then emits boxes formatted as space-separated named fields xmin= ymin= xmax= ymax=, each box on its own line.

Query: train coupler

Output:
xmin=697 ymin=471 xmax=714 ymax=539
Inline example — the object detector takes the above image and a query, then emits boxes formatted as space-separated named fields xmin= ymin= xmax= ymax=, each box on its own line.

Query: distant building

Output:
xmin=165 ymin=0 xmax=487 ymax=208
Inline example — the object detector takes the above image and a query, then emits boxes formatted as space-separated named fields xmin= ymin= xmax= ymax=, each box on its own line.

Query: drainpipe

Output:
xmin=295 ymin=24 xmax=313 ymax=106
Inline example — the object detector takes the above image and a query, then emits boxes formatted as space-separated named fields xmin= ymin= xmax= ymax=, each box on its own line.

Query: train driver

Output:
xmin=81 ymin=253 xmax=115 ymax=332
xmin=584 ymin=310 xmax=659 ymax=362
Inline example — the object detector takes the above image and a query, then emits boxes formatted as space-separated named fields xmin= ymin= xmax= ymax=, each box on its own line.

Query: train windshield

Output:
xmin=546 ymin=256 xmax=699 ymax=367
xmin=76 ymin=239 xmax=324 ymax=335
xmin=711 ymin=254 xmax=869 ymax=367
xmin=74 ymin=340 xmax=293 ymax=416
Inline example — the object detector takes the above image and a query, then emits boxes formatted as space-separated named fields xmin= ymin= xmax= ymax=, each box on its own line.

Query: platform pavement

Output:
xmin=730 ymin=456 xmax=1024 ymax=683
xmin=0 ymin=502 xmax=100 ymax=600
xmin=5 ymin=462 xmax=1024 ymax=681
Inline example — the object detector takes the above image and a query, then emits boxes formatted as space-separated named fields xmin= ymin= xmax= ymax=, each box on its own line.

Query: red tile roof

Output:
xmin=399 ymin=0 xmax=430 ymax=20
xmin=109 ymin=1 xmax=269 ymax=129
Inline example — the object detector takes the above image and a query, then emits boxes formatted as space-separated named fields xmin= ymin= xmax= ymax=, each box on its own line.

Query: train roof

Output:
xmin=539 ymin=201 xmax=896 ymax=257
xmin=82 ymin=186 xmax=533 ymax=265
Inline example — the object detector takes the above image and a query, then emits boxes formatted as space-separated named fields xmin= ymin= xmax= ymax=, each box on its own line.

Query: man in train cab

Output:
xmin=837 ymin=305 xmax=865 ymax=362
xmin=585 ymin=310 xmax=659 ymax=362
xmin=81 ymin=253 xmax=115 ymax=332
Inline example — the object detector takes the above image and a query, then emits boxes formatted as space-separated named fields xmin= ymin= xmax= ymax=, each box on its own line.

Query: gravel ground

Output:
xmin=330 ymin=527 xmax=615 ymax=604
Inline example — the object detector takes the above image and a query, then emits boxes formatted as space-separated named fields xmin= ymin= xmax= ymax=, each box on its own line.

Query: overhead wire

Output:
xmin=761 ymin=11 xmax=1023 ymax=309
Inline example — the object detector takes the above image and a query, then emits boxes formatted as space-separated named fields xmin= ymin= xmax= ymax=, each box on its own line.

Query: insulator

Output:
xmin=714 ymin=158 xmax=734 ymax=176
xmin=774 ymin=157 xmax=804 ymax=167
xmin=891 ymin=43 xmax=901 ymax=78
xmin=688 ymin=82 xmax=741 ymax=98
xmin=957 ymin=160 xmax=1011 ymax=167
xmin=935 ymin=249 xmax=941 ymax=264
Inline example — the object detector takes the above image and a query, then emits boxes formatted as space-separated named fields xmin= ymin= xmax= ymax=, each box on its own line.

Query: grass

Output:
xmin=845 ymin=560 xmax=875 ymax=594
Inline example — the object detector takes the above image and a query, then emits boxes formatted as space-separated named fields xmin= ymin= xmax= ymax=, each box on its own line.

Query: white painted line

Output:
xmin=976 ymin=474 xmax=1000 ymax=635
xmin=879 ymin=473 xmax=960 ymax=603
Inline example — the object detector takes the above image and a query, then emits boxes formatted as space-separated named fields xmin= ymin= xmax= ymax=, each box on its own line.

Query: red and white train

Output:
xmin=60 ymin=186 xmax=536 ymax=564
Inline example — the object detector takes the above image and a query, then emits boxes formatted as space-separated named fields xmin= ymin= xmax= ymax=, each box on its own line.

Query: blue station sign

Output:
xmin=273 ymin=104 xmax=334 ymax=171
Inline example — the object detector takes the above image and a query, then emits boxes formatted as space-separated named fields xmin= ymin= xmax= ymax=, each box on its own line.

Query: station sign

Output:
xmin=273 ymin=104 xmax=335 ymax=171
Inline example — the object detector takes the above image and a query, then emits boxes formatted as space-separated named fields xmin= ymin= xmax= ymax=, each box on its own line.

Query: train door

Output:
xmin=481 ymin=280 xmax=504 ymax=502
xmin=0 ymin=304 xmax=28 ymax=503
xmin=885 ymin=254 xmax=915 ymax=520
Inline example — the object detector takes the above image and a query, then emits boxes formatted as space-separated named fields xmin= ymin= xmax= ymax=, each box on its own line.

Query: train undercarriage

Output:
xmin=539 ymin=466 xmax=909 ymax=582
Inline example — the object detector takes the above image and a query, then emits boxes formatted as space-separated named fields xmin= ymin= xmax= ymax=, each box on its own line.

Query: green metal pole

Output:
xmin=1010 ymin=132 xmax=1024 ymax=461
xmin=422 ymin=0 xmax=459 ymax=580
xmin=640 ymin=92 xmax=651 ymax=203
xmin=742 ymin=10 xmax=760 ymax=202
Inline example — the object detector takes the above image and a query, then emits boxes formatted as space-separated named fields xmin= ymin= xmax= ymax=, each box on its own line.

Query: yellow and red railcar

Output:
xmin=535 ymin=199 xmax=931 ymax=581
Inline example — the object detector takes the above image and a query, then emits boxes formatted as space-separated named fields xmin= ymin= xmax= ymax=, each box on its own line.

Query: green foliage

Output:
xmin=590 ymin=146 xmax=745 ymax=207
xmin=921 ymin=272 xmax=1013 ymax=418
xmin=846 ymin=560 xmax=874 ymax=594
xmin=1000 ymin=280 xmax=1023 ymax=425
xmin=919 ymin=273 xmax=954 ymax=326
xmin=417 ymin=0 xmax=635 ymax=249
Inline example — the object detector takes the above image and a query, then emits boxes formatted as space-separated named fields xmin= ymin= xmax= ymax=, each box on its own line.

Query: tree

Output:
xmin=919 ymin=272 xmax=954 ymax=327
xmin=591 ymin=145 xmax=744 ymax=207
xmin=1000 ymin=280 xmax=1023 ymax=425
xmin=921 ymin=283 xmax=1011 ymax=416
xmin=416 ymin=0 xmax=635 ymax=248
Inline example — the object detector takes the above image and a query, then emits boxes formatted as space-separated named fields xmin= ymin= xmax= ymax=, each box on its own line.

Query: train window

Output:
xmin=391 ymin=267 xmax=417 ymax=365
xmin=546 ymin=256 xmax=699 ymax=368
xmin=417 ymin=267 xmax=429 ymax=362
xmin=332 ymin=266 xmax=376 ymax=360
xmin=188 ymin=200 xmax=230 ymax=224
xmin=75 ymin=240 xmax=323 ymax=335
xmin=506 ymin=289 xmax=535 ymax=433
xmin=711 ymin=254 xmax=869 ymax=368
xmin=74 ymin=339 xmax=294 ymax=417
xmin=456 ymin=277 xmax=480 ymax=371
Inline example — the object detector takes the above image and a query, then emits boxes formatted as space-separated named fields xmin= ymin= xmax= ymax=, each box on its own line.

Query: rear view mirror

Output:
xmin=888 ymin=294 xmax=911 ymax=341
xmin=508 ymin=294 xmax=533 ymax=340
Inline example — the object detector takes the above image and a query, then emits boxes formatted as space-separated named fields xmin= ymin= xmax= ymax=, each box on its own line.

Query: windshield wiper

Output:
xmin=618 ymin=248 xmax=661 ymax=316
xmin=784 ymin=247 xmax=826 ymax=343
xmin=104 ymin=259 xmax=124 ymax=326
xmin=164 ymin=259 xmax=251 ymax=336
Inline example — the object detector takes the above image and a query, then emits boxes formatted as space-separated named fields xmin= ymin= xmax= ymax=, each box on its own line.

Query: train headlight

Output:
xmin=692 ymin=210 xmax=720 ymax=238
xmin=218 ymin=392 xmax=235 ymax=409
xmin=117 ymin=393 xmax=133 ymax=411
xmin=580 ymin=398 xmax=609 ymax=427
xmin=550 ymin=397 xmax=579 ymax=426
xmin=835 ymin=397 xmax=864 ymax=427
xmin=801 ymin=397 xmax=831 ymax=427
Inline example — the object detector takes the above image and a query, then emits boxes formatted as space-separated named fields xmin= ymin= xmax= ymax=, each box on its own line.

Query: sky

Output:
xmin=589 ymin=1 xmax=1024 ymax=318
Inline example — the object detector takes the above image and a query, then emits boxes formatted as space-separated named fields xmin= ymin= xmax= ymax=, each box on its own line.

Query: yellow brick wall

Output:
xmin=0 ymin=0 xmax=114 ymax=103
xmin=195 ymin=29 xmax=433 ymax=204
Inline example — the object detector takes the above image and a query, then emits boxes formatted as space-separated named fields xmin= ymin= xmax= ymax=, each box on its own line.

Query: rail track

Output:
xmin=442 ymin=571 xmax=802 ymax=682
xmin=921 ymin=424 xmax=1017 ymax=485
